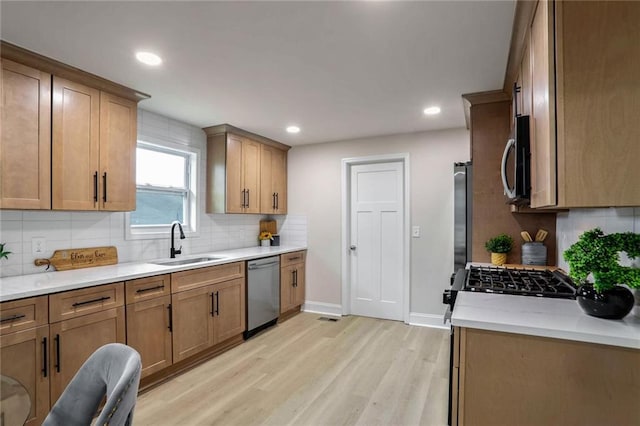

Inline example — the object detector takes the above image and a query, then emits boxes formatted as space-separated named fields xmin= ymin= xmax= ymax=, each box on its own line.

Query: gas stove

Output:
xmin=443 ymin=265 xmax=578 ymax=313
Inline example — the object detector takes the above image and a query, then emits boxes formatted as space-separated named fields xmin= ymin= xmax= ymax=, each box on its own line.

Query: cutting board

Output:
xmin=34 ymin=246 xmax=118 ymax=271
xmin=260 ymin=220 xmax=277 ymax=235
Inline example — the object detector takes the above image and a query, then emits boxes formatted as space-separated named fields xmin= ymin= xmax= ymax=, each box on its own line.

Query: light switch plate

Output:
xmin=412 ymin=226 xmax=420 ymax=238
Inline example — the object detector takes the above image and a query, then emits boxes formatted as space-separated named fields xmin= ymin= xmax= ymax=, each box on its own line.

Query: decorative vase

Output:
xmin=491 ymin=252 xmax=507 ymax=266
xmin=260 ymin=239 xmax=270 ymax=247
xmin=576 ymin=284 xmax=634 ymax=319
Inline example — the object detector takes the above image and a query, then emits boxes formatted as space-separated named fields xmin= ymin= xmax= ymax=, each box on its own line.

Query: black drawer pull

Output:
xmin=72 ymin=296 xmax=111 ymax=307
xmin=210 ymin=292 xmax=215 ymax=317
xmin=42 ymin=337 xmax=48 ymax=377
xmin=288 ymin=256 xmax=301 ymax=261
xmin=215 ymin=291 xmax=219 ymax=316
xmin=136 ymin=285 xmax=165 ymax=294
xmin=54 ymin=334 xmax=61 ymax=373
xmin=0 ymin=313 xmax=26 ymax=323
xmin=167 ymin=304 xmax=173 ymax=332
xmin=102 ymin=172 xmax=108 ymax=202
xmin=93 ymin=171 xmax=98 ymax=202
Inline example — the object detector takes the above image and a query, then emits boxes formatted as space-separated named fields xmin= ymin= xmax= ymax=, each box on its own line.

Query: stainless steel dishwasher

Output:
xmin=245 ymin=256 xmax=280 ymax=339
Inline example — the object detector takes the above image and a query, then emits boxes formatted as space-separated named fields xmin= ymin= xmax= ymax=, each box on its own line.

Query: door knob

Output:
xmin=350 ymin=245 xmax=356 ymax=251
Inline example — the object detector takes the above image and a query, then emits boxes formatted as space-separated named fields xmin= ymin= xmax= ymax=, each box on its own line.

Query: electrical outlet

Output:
xmin=412 ymin=226 xmax=421 ymax=238
xmin=32 ymin=237 xmax=46 ymax=255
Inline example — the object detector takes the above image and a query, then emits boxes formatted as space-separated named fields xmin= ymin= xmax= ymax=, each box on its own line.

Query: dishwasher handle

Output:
xmin=248 ymin=261 xmax=280 ymax=270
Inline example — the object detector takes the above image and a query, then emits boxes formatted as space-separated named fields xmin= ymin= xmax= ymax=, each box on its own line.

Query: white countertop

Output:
xmin=0 ymin=245 xmax=306 ymax=302
xmin=451 ymin=291 xmax=640 ymax=349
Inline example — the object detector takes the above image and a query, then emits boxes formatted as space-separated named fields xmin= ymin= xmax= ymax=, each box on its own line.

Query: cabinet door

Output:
xmin=126 ymin=296 xmax=172 ymax=378
xmin=99 ymin=92 xmax=137 ymax=211
xmin=260 ymin=145 xmax=287 ymax=214
xmin=529 ymin=0 xmax=557 ymax=208
xmin=0 ymin=325 xmax=50 ymax=426
xmin=171 ymin=285 xmax=215 ymax=362
xmin=520 ymin=32 xmax=532 ymax=118
xmin=49 ymin=307 xmax=125 ymax=404
xmin=292 ymin=263 xmax=306 ymax=307
xmin=0 ymin=59 xmax=51 ymax=210
xmin=212 ymin=278 xmax=245 ymax=344
xmin=242 ymin=138 xmax=261 ymax=214
xmin=225 ymin=135 xmax=244 ymax=213
xmin=52 ymin=77 xmax=100 ymax=210
xmin=280 ymin=265 xmax=296 ymax=314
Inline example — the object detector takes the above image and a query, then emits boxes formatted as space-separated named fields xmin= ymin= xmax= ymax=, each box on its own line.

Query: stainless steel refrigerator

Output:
xmin=454 ymin=162 xmax=472 ymax=271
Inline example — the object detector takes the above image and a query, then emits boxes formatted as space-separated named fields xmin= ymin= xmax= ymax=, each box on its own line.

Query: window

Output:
xmin=127 ymin=141 xmax=198 ymax=239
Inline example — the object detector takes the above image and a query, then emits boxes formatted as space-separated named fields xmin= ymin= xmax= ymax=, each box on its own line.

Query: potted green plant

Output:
xmin=485 ymin=234 xmax=513 ymax=266
xmin=0 ymin=242 xmax=11 ymax=260
xmin=563 ymin=228 xmax=640 ymax=319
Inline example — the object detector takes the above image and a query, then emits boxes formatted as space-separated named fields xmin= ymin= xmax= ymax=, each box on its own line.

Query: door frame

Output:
xmin=341 ymin=153 xmax=410 ymax=323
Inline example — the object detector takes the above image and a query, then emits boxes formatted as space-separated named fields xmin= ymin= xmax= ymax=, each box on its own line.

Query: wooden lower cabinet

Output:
xmin=280 ymin=252 xmax=306 ymax=314
xmin=172 ymin=278 xmax=246 ymax=363
xmin=212 ymin=278 xmax=245 ymax=344
xmin=49 ymin=307 xmax=125 ymax=404
xmin=454 ymin=327 xmax=640 ymax=425
xmin=126 ymin=296 xmax=172 ymax=378
xmin=0 ymin=325 xmax=49 ymax=426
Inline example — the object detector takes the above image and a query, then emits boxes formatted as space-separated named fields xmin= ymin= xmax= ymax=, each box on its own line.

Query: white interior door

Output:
xmin=350 ymin=161 xmax=404 ymax=321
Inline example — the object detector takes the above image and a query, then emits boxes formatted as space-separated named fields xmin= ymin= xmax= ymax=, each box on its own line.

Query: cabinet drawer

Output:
xmin=171 ymin=262 xmax=245 ymax=293
xmin=49 ymin=283 xmax=124 ymax=322
xmin=0 ymin=296 xmax=48 ymax=336
xmin=280 ymin=250 xmax=306 ymax=268
xmin=125 ymin=274 xmax=171 ymax=303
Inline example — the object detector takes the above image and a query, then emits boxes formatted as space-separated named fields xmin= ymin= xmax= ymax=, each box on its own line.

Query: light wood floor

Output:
xmin=134 ymin=313 xmax=450 ymax=426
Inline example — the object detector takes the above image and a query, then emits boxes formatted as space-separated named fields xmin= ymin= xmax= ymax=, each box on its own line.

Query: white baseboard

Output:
xmin=409 ymin=312 xmax=450 ymax=330
xmin=302 ymin=301 xmax=343 ymax=317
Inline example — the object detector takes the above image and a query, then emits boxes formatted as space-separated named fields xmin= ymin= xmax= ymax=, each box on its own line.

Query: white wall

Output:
xmin=287 ymin=128 xmax=470 ymax=319
xmin=0 ymin=110 xmax=303 ymax=277
xmin=556 ymin=207 xmax=640 ymax=271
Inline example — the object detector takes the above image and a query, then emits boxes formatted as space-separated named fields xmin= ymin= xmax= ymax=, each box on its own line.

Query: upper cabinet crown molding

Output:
xmin=0 ymin=40 xmax=150 ymax=102
xmin=203 ymin=123 xmax=291 ymax=152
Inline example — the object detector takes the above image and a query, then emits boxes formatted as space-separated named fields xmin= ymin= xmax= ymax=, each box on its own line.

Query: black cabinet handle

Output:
xmin=102 ymin=172 xmax=108 ymax=202
xmin=241 ymin=189 xmax=246 ymax=208
xmin=0 ymin=313 xmax=26 ymax=323
xmin=93 ymin=171 xmax=98 ymax=202
xmin=42 ymin=337 xmax=48 ymax=377
xmin=72 ymin=296 xmax=111 ymax=307
xmin=54 ymin=334 xmax=61 ymax=373
xmin=513 ymin=82 xmax=521 ymax=118
xmin=276 ymin=193 xmax=279 ymax=210
xmin=272 ymin=192 xmax=276 ymax=210
xmin=210 ymin=292 xmax=215 ymax=317
xmin=292 ymin=269 xmax=297 ymax=288
xmin=246 ymin=189 xmax=250 ymax=208
xmin=167 ymin=304 xmax=173 ymax=332
xmin=215 ymin=291 xmax=219 ymax=316
xmin=136 ymin=285 xmax=165 ymax=294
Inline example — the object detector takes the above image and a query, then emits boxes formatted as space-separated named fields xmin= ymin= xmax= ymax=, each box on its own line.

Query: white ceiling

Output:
xmin=1 ymin=1 xmax=515 ymax=146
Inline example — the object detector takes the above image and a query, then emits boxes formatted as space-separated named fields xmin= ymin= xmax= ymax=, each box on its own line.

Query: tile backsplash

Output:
xmin=0 ymin=110 xmax=306 ymax=278
xmin=556 ymin=207 xmax=640 ymax=271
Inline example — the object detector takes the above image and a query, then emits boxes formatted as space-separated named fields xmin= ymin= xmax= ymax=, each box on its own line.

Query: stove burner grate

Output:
xmin=465 ymin=266 xmax=577 ymax=299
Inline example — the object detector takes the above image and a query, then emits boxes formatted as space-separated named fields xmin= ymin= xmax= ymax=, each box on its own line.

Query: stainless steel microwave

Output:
xmin=501 ymin=115 xmax=530 ymax=205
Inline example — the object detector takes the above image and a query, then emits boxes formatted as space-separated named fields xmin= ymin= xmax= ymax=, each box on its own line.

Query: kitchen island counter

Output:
xmin=0 ymin=245 xmax=306 ymax=302
xmin=451 ymin=291 xmax=640 ymax=349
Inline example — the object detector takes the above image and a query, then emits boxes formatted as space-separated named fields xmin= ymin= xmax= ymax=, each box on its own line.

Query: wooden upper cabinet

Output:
xmin=224 ymin=134 xmax=260 ymax=214
xmin=529 ymin=0 xmax=557 ymax=209
xmin=526 ymin=0 xmax=640 ymax=208
xmin=99 ymin=92 xmax=137 ymax=211
xmin=520 ymin=32 xmax=532 ymax=118
xmin=52 ymin=77 xmax=101 ymax=210
xmin=205 ymin=124 xmax=289 ymax=214
xmin=0 ymin=59 xmax=51 ymax=209
xmin=260 ymin=144 xmax=288 ymax=214
xmin=1 ymin=43 xmax=147 ymax=211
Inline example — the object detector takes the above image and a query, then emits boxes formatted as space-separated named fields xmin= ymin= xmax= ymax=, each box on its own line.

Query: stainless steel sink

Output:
xmin=150 ymin=256 xmax=224 ymax=266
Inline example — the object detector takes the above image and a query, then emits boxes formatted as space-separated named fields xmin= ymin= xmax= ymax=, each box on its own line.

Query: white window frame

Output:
xmin=125 ymin=139 xmax=200 ymax=240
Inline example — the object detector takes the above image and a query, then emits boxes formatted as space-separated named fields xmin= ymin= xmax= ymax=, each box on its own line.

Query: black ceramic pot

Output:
xmin=576 ymin=284 xmax=634 ymax=319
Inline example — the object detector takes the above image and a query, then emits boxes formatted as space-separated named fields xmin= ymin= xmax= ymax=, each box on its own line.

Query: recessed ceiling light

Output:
xmin=135 ymin=51 xmax=162 ymax=66
xmin=286 ymin=125 xmax=300 ymax=134
xmin=423 ymin=106 xmax=441 ymax=115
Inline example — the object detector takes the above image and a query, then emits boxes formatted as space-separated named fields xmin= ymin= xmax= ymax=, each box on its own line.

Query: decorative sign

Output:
xmin=35 ymin=246 xmax=118 ymax=271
